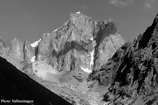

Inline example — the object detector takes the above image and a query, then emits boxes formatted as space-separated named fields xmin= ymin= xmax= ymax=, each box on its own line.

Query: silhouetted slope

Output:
xmin=0 ymin=57 xmax=72 ymax=105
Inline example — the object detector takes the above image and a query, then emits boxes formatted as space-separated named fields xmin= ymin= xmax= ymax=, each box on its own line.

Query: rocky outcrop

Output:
xmin=89 ymin=14 xmax=158 ymax=105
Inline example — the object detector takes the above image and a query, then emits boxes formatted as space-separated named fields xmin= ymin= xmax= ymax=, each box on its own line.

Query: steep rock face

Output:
xmin=36 ymin=12 xmax=96 ymax=73
xmin=23 ymin=40 xmax=35 ymax=63
xmin=36 ymin=12 xmax=124 ymax=75
xmin=89 ymin=14 xmax=158 ymax=105
xmin=93 ymin=33 xmax=125 ymax=71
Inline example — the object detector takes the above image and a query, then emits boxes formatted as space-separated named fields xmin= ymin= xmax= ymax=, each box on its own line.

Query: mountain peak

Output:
xmin=0 ymin=12 xmax=125 ymax=105
xmin=153 ymin=13 xmax=158 ymax=23
xmin=137 ymin=13 xmax=158 ymax=49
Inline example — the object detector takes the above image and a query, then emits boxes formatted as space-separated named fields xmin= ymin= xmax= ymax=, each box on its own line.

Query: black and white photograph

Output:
xmin=0 ymin=0 xmax=158 ymax=105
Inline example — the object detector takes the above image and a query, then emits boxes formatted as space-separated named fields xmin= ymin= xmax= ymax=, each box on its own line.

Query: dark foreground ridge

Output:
xmin=0 ymin=57 xmax=72 ymax=105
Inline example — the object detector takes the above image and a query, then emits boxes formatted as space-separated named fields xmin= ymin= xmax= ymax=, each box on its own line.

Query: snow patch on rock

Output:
xmin=30 ymin=56 xmax=36 ymax=63
xmin=30 ymin=39 xmax=41 ymax=48
xmin=90 ymin=50 xmax=94 ymax=67
xmin=76 ymin=11 xmax=81 ymax=14
xmin=80 ymin=66 xmax=92 ymax=74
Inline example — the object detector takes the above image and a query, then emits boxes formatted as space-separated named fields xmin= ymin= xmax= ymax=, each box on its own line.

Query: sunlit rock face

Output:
xmin=23 ymin=40 xmax=35 ymax=64
xmin=36 ymin=12 xmax=124 ymax=75
xmin=89 ymin=14 xmax=158 ymax=105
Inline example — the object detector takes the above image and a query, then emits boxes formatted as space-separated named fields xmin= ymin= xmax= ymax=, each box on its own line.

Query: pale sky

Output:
xmin=0 ymin=0 xmax=158 ymax=42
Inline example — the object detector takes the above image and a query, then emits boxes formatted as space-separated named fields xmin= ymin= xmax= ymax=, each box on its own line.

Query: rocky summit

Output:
xmin=89 ymin=14 xmax=158 ymax=105
xmin=0 ymin=12 xmax=126 ymax=105
xmin=36 ymin=12 xmax=125 ymax=74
